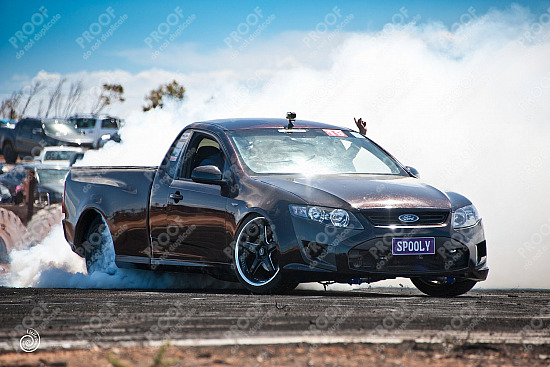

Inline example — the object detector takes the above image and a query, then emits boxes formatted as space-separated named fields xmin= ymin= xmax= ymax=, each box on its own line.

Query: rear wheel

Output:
xmin=411 ymin=277 xmax=477 ymax=297
xmin=234 ymin=215 xmax=296 ymax=294
xmin=83 ymin=216 xmax=116 ymax=275
xmin=2 ymin=142 xmax=17 ymax=164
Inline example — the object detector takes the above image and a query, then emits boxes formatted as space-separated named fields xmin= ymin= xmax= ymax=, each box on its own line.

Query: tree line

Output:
xmin=0 ymin=79 xmax=185 ymax=120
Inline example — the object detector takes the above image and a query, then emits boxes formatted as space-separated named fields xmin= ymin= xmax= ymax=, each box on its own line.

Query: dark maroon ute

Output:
xmin=62 ymin=118 xmax=488 ymax=295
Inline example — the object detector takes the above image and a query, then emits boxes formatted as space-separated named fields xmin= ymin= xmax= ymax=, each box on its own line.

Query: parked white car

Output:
xmin=67 ymin=114 xmax=122 ymax=148
xmin=36 ymin=146 xmax=86 ymax=167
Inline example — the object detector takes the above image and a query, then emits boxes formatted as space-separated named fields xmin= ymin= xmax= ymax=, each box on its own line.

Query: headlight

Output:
xmin=452 ymin=204 xmax=481 ymax=229
xmin=289 ymin=205 xmax=363 ymax=229
xmin=101 ymin=134 xmax=111 ymax=140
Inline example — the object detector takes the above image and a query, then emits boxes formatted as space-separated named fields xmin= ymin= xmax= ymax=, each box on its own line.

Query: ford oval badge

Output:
xmin=398 ymin=214 xmax=419 ymax=223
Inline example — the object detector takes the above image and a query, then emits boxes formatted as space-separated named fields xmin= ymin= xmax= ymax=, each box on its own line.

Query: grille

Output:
xmin=362 ymin=209 xmax=449 ymax=226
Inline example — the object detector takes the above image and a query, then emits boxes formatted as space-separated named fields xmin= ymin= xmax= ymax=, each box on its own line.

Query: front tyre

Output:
xmin=234 ymin=215 xmax=293 ymax=294
xmin=2 ymin=142 xmax=17 ymax=164
xmin=411 ymin=277 xmax=477 ymax=297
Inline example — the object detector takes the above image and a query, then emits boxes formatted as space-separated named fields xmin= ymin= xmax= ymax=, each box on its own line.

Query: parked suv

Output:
xmin=67 ymin=114 xmax=122 ymax=148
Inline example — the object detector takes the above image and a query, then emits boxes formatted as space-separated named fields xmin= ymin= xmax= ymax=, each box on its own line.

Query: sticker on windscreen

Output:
xmin=323 ymin=129 xmax=347 ymax=137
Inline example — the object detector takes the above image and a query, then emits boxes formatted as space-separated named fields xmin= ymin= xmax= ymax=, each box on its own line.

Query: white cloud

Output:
xmin=114 ymin=30 xmax=347 ymax=72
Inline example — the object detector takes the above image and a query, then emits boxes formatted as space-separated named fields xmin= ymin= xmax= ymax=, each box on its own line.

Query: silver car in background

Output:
xmin=67 ymin=114 xmax=122 ymax=148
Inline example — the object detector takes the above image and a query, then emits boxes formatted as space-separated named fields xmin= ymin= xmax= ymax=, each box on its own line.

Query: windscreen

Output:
xmin=229 ymin=128 xmax=406 ymax=175
xmin=44 ymin=122 xmax=81 ymax=137
xmin=72 ymin=118 xmax=95 ymax=129
xmin=44 ymin=151 xmax=77 ymax=161
xmin=36 ymin=168 xmax=69 ymax=184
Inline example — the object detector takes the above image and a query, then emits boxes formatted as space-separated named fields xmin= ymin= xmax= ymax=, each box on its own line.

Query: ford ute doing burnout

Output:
xmin=62 ymin=117 xmax=488 ymax=296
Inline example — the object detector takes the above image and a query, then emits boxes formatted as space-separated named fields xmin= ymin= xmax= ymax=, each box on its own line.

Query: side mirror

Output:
xmin=405 ymin=166 xmax=420 ymax=178
xmin=191 ymin=165 xmax=225 ymax=185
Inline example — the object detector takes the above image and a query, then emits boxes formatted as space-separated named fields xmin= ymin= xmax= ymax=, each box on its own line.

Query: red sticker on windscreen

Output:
xmin=323 ymin=129 xmax=347 ymax=137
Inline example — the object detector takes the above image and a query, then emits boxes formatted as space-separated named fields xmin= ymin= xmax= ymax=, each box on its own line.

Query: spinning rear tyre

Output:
xmin=83 ymin=216 xmax=116 ymax=275
xmin=411 ymin=277 xmax=477 ymax=297
xmin=234 ymin=215 xmax=295 ymax=294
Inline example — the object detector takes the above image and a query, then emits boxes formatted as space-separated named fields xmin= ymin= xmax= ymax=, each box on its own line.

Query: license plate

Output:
xmin=392 ymin=237 xmax=435 ymax=255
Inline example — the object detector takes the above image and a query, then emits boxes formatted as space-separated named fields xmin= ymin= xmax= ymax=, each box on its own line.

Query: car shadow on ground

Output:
xmin=111 ymin=287 xmax=436 ymax=299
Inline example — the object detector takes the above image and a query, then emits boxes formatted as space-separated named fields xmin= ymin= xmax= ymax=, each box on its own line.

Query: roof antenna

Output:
xmin=286 ymin=112 xmax=296 ymax=129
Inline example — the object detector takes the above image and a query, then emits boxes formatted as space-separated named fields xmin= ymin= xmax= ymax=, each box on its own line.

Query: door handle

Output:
xmin=169 ymin=192 xmax=183 ymax=203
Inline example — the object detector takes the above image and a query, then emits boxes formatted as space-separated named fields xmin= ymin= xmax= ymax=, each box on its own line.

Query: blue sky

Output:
xmin=1 ymin=0 xmax=549 ymax=94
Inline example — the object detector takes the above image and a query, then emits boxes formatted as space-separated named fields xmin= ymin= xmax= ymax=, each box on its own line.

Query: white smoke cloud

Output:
xmin=4 ymin=225 xmax=235 ymax=289
xmin=4 ymin=5 xmax=550 ymax=289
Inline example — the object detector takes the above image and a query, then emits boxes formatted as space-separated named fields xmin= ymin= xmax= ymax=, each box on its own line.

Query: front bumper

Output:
xmin=278 ymin=214 xmax=488 ymax=284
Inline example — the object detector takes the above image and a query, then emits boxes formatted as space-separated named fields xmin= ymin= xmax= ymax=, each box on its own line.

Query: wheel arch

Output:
xmin=235 ymin=209 xmax=278 ymax=242
xmin=2 ymin=137 xmax=14 ymax=149
xmin=236 ymin=209 xmax=269 ymax=228
xmin=73 ymin=208 xmax=108 ymax=257
xmin=233 ymin=205 xmax=299 ymax=263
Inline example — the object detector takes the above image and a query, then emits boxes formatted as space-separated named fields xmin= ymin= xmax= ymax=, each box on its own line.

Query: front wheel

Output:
xmin=234 ymin=215 xmax=295 ymax=294
xmin=2 ymin=142 xmax=17 ymax=164
xmin=411 ymin=277 xmax=477 ymax=297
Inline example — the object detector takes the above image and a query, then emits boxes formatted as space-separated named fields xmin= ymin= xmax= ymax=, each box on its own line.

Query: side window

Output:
xmin=75 ymin=118 xmax=95 ymax=129
xmin=19 ymin=121 xmax=32 ymax=136
xmin=165 ymin=131 xmax=192 ymax=178
xmin=101 ymin=118 xmax=118 ymax=129
xmin=31 ymin=121 xmax=42 ymax=132
xmin=178 ymin=134 xmax=228 ymax=179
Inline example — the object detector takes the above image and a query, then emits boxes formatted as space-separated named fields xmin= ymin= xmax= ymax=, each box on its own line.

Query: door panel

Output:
xmin=157 ymin=179 xmax=228 ymax=263
xmin=15 ymin=121 xmax=40 ymax=156
xmin=150 ymin=129 xmax=230 ymax=265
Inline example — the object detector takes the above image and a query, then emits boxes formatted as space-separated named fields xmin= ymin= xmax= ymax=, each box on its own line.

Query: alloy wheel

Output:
xmin=235 ymin=216 xmax=280 ymax=287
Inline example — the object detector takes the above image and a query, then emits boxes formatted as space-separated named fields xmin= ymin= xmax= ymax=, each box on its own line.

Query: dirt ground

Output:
xmin=1 ymin=343 xmax=549 ymax=367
